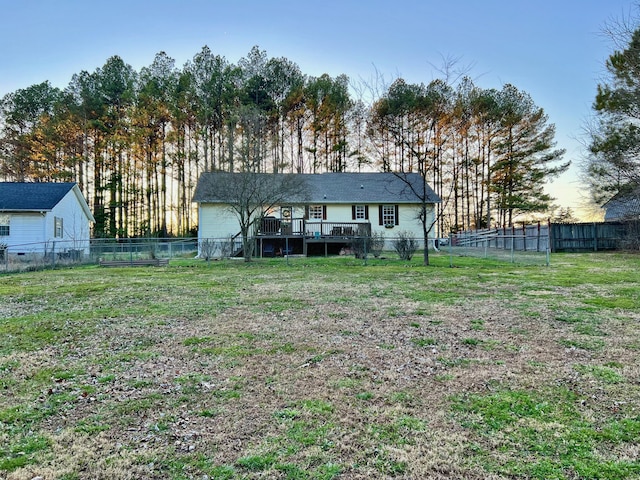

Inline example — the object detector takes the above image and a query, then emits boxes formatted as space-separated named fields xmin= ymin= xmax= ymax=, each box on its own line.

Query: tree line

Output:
xmin=0 ymin=45 xmax=567 ymax=238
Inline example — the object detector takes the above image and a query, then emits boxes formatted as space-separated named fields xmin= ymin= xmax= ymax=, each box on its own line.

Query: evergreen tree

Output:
xmin=587 ymin=25 xmax=640 ymax=204
xmin=491 ymin=84 xmax=567 ymax=226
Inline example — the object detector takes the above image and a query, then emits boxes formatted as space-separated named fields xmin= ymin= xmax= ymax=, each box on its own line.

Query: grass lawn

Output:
xmin=0 ymin=252 xmax=639 ymax=479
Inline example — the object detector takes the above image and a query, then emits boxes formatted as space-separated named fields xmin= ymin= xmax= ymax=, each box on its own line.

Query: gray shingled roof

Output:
xmin=0 ymin=182 xmax=76 ymax=211
xmin=193 ymin=172 xmax=440 ymax=204
xmin=603 ymin=186 xmax=640 ymax=221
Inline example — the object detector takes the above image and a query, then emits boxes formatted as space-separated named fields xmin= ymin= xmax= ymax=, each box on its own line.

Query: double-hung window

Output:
xmin=54 ymin=216 xmax=64 ymax=238
xmin=353 ymin=205 xmax=367 ymax=220
xmin=0 ymin=215 xmax=9 ymax=237
xmin=379 ymin=205 xmax=399 ymax=226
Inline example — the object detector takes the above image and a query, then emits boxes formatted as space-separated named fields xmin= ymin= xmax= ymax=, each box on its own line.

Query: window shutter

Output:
xmin=304 ymin=206 xmax=309 ymax=219
xmin=351 ymin=205 xmax=356 ymax=220
xmin=378 ymin=205 xmax=383 ymax=226
xmin=365 ymin=205 xmax=369 ymax=220
xmin=395 ymin=205 xmax=399 ymax=225
xmin=322 ymin=205 xmax=327 ymax=220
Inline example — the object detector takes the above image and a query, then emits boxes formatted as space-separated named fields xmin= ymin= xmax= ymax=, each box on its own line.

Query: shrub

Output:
xmin=392 ymin=231 xmax=418 ymax=260
xmin=351 ymin=232 xmax=385 ymax=259
xmin=199 ymin=238 xmax=218 ymax=261
xmin=219 ymin=236 xmax=235 ymax=259
xmin=368 ymin=231 xmax=385 ymax=258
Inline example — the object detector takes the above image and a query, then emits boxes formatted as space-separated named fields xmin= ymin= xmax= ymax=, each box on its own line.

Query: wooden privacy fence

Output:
xmin=550 ymin=221 xmax=640 ymax=252
xmin=453 ymin=221 xmax=640 ymax=253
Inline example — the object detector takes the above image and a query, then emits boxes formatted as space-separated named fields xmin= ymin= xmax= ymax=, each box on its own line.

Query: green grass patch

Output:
xmin=470 ymin=319 xmax=484 ymax=330
xmin=452 ymin=387 xmax=640 ymax=479
xmin=74 ymin=415 xmax=111 ymax=434
xmin=558 ymin=338 xmax=606 ymax=351
xmin=0 ymin=433 xmax=50 ymax=472
xmin=574 ymin=364 xmax=625 ymax=384
xmin=573 ymin=322 xmax=607 ymax=336
xmin=411 ymin=337 xmax=437 ymax=347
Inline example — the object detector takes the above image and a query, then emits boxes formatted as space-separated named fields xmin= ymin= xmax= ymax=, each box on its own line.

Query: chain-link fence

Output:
xmin=0 ymin=238 xmax=200 ymax=272
xmin=448 ymin=229 xmax=551 ymax=266
xmin=0 ymin=230 xmax=553 ymax=273
xmin=1 ymin=233 xmax=434 ymax=272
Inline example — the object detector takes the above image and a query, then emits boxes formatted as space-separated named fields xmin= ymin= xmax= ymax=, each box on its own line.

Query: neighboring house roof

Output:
xmin=602 ymin=186 xmax=640 ymax=221
xmin=0 ymin=182 xmax=95 ymax=221
xmin=193 ymin=172 xmax=440 ymax=204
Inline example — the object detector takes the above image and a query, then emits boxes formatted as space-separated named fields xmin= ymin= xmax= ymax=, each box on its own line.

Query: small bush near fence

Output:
xmin=197 ymin=237 xmax=237 ymax=261
xmin=393 ymin=231 xmax=419 ymax=260
xmin=350 ymin=231 xmax=385 ymax=259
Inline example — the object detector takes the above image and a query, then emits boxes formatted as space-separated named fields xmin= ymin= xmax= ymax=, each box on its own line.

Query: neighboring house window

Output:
xmin=352 ymin=205 xmax=369 ymax=220
xmin=0 ymin=214 xmax=9 ymax=236
xmin=379 ymin=205 xmax=399 ymax=226
xmin=307 ymin=205 xmax=326 ymax=220
xmin=54 ymin=217 xmax=64 ymax=238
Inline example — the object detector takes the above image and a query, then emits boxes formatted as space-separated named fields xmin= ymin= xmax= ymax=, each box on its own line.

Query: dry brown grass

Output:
xmin=1 ymin=253 xmax=639 ymax=479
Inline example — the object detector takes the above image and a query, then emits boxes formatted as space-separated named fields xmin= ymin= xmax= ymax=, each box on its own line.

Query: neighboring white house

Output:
xmin=0 ymin=182 xmax=94 ymax=257
xmin=192 ymin=172 xmax=440 ymax=257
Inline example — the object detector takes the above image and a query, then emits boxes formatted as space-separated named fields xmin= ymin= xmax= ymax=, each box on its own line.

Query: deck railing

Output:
xmin=259 ymin=217 xmax=305 ymax=235
xmin=258 ymin=218 xmax=370 ymax=238
xmin=303 ymin=221 xmax=371 ymax=238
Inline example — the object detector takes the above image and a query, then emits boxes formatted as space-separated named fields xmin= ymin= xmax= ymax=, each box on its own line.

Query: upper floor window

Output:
xmin=308 ymin=205 xmax=325 ymax=220
xmin=0 ymin=214 xmax=9 ymax=236
xmin=353 ymin=205 xmax=368 ymax=220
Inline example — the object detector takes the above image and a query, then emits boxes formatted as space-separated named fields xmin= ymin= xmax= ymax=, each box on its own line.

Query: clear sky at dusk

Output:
xmin=0 ymin=0 xmax=635 ymax=217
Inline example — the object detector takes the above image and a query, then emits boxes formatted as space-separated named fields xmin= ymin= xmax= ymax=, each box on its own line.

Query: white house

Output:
xmin=192 ymin=172 xmax=440 ymax=257
xmin=0 ymin=182 xmax=94 ymax=257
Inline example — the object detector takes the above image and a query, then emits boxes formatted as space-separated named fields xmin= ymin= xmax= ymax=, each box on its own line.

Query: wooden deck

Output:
xmin=258 ymin=219 xmax=371 ymax=238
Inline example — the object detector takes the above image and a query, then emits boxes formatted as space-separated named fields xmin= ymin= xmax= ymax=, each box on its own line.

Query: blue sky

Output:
xmin=0 ymin=0 xmax=635 ymax=217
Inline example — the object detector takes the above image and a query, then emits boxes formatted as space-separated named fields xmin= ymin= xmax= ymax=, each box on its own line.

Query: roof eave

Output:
xmin=0 ymin=208 xmax=52 ymax=213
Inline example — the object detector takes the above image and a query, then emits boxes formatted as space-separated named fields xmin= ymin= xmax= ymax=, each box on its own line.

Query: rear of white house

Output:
xmin=193 ymin=172 xmax=440 ymax=257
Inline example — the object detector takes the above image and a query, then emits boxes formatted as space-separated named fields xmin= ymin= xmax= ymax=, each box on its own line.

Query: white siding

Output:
xmin=49 ymin=188 xmax=92 ymax=254
xmin=198 ymin=204 xmax=242 ymax=239
xmin=375 ymin=204 xmax=424 ymax=245
xmin=1 ymin=186 xmax=93 ymax=255
xmin=2 ymin=213 xmax=46 ymax=253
